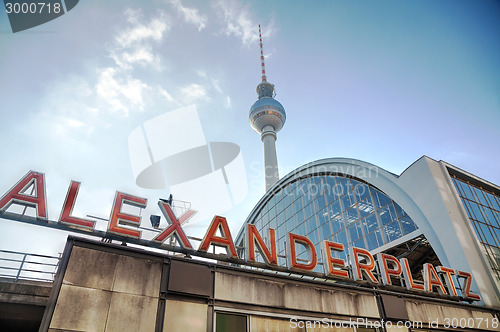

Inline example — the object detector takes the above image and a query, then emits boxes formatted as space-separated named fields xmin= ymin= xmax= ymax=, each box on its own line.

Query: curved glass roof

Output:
xmin=240 ymin=174 xmax=419 ymax=270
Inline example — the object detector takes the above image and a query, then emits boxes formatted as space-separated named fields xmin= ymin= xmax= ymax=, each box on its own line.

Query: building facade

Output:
xmin=38 ymin=237 xmax=500 ymax=332
xmin=235 ymin=156 xmax=500 ymax=308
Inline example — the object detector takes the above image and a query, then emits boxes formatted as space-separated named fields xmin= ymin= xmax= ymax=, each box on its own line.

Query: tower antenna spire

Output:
xmin=259 ymin=24 xmax=267 ymax=82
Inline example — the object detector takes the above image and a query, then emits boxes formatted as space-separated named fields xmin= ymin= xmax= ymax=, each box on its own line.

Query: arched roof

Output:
xmin=236 ymin=157 xmax=450 ymax=267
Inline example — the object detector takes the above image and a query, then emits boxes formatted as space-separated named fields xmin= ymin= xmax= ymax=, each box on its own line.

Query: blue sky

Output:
xmin=0 ymin=0 xmax=499 ymax=257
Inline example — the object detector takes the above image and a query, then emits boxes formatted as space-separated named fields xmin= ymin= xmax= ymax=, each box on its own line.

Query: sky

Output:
xmin=0 ymin=0 xmax=499 ymax=258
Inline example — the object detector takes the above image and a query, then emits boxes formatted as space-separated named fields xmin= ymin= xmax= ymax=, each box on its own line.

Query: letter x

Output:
xmin=151 ymin=201 xmax=196 ymax=249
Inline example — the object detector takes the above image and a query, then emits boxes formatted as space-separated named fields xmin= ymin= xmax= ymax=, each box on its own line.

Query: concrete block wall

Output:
xmin=40 ymin=238 xmax=500 ymax=332
xmin=47 ymin=246 xmax=162 ymax=331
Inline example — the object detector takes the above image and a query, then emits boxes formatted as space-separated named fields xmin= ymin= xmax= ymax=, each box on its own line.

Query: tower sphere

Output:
xmin=249 ymin=82 xmax=286 ymax=135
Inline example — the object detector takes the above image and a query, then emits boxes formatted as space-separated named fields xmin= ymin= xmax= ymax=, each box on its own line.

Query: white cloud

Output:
xmin=214 ymin=0 xmax=268 ymax=46
xmin=93 ymin=9 xmax=170 ymax=115
xmin=210 ymin=78 xmax=222 ymax=93
xmin=111 ymin=46 xmax=162 ymax=70
xmin=198 ymin=70 xmax=223 ymax=93
xmin=96 ymin=67 xmax=149 ymax=115
xmin=65 ymin=118 xmax=86 ymax=128
xmin=37 ymin=76 xmax=97 ymax=134
xmin=116 ymin=9 xmax=170 ymax=48
xmin=111 ymin=10 xmax=169 ymax=70
xmin=225 ymin=96 xmax=232 ymax=109
xmin=178 ymin=83 xmax=209 ymax=104
xmin=168 ymin=0 xmax=207 ymax=31
xmin=33 ymin=7 xmax=222 ymax=143
xmin=158 ymin=87 xmax=181 ymax=106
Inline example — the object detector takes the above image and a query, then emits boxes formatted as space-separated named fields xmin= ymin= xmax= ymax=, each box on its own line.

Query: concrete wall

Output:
xmin=40 ymin=238 xmax=500 ymax=332
xmin=215 ymin=271 xmax=379 ymax=318
xmin=47 ymin=246 xmax=162 ymax=332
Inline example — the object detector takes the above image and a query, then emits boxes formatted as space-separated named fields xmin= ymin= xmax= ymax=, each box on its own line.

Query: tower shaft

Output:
xmin=261 ymin=125 xmax=279 ymax=191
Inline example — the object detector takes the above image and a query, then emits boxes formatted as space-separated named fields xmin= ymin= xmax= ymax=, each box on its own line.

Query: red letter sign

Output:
xmin=436 ymin=266 xmax=458 ymax=296
xmin=349 ymin=247 xmax=378 ymax=283
xmin=377 ymin=253 xmax=402 ymax=286
xmin=0 ymin=171 xmax=47 ymax=219
xmin=322 ymin=240 xmax=348 ymax=278
xmin=288 ymin=233 xmax=317 ymax=272
xmin=400 ymin=258 xmax=425 ymax=291
xmin=199 ymin=216 xmax=238 ymax=258
xmin=423 ymin=263 xmax=447 ymax=294
xmin=151 ymin=201 xmax=196 ymax=249
xmin=246 ymin=224 xmax=277 ymax=265
xmin=457 ymin=270 xmax=481 ymax=301
xmin=59 ymin=181 xmax=95 ymax=229
xmin=107 ymin=192 xmax=147 ymax=238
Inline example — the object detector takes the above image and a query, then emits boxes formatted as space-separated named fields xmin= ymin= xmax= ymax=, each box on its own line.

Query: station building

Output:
xmin=4 ymin=156 xmax=499 ymax=332
xmin=34 ymin=157 xmax=500 ymax=332
xmin=235 ymin=156 xmax=500 ymax=309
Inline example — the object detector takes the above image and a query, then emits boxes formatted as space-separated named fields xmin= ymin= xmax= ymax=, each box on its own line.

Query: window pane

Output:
xmin=341 ymin=178 xmax=352 ymax=195
xmin=365 ymin=230 xmax=383 ymax=251
xmin=317 ymin=208 xmax=329 ymax=225
xmin=304 ymin=203 xmax=314 ymax=220
xmin=320 ymin=221 xmax=331 ymax=240
xmin=461 ymin=198 xmax=473 ymax=219
xmin=394 ymin=203 xmax=405 ymax=218
xmin=216 ymin=312 xmax=247 ymax=332
xmin=470 ymin=202 xmax=486 ymax=223
xmin=400 ymin=215 xmax=418 ymax=235
xmin=372 ymin=190 xmax=392 ymax=208
xmin=481 ymin=205 xmax=497 ymax=226
xmin=353 ymin=182 xmax=370 ymax=202
xmin=331 ymin=214 xmax=344 ymax=233
xmin=345 ymin=207 xmax=359 ymax=224
xmin=486 ymin=192 xmax=500 ymax=211
xmin=306 ymin=216 xmax=317 ymax=233
xmin=340 ymin=193 xmax=355 ymax=210
xmin=473 ymin=186 xmax=489 ymax=206
xmin=358 ymin=196 xmax=375 ymax=218
xmin=361 ymin=213 xmax=379 ymax=235
xmin=328 ymin=200 xmax=342 ymax=218
xmin=335 ymin=229 xmax=348 ymax=246
xmin=314 ymin=195 xmax=327 ymax=212
xmin=284 ymin=192 xmax=292 ymax=207
xmin=377 ymin=205 xmax=393 ymax=226
xmin=460 ymin=182 xmax=475 ymax=200
xmin=479 ymin=222 xmax=497 ymax=246
xmin=347 ymin=222 xmax=362 ymax=243
xmin=383 ymin=221 xmax=402 ymax=242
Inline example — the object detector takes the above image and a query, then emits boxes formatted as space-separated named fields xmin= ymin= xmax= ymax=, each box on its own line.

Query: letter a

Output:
xmin=0 ymin=171 xmax=47 ymax=219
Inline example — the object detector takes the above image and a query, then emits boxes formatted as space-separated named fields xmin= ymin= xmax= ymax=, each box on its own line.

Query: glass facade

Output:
xmin=451 ymin=176 xmax=500 ymax=286
xmin=242 ymin=174 xmax=419 ymax=271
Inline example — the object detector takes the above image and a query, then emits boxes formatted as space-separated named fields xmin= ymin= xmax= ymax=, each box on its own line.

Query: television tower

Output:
xmin=249 ymin=25 xmax=286 ymax=192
